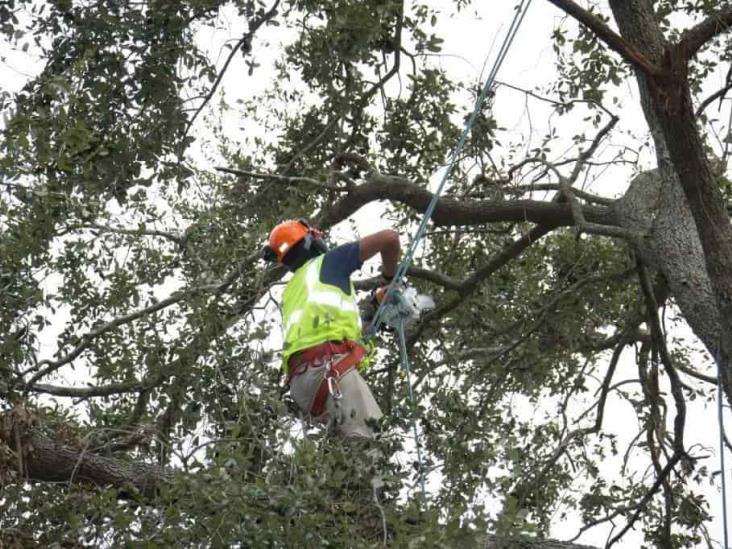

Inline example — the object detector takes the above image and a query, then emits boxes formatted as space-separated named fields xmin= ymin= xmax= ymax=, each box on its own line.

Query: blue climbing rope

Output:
xmin=716 ymin=345 xmax=729 ymax=549
xmin=364 ymin=0 xmax=534 ymax=500
xmin=367 ymin=0 xmax=533 ymax=337
xmin=396 ymin=317 xmax=427 ymax=499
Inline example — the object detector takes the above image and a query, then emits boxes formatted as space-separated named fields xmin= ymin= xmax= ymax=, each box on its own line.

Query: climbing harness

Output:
xmin=364 ymin=0 xmax=534 ymax=500
xmin=715 ymin=344 xmax=729 ymax=549
xmin=288 ymin=340 xmax=366 ymax=417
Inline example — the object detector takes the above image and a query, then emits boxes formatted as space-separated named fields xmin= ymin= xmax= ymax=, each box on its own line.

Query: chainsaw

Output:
xmin=361 ymin=282 xmax=435 ymax=332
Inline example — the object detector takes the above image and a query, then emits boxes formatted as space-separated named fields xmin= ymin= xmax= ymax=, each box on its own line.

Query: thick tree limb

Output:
xmin=317 ymin=173 xmax=616 ymax=229
xmin=546 ymin=0 xmax=660 ymax=76
xmin=27 ymin=381 xmax=144 ymax=398
xmin=0 ymin=407 xmax=168 ymax=499
xmin=682 ymin=5 xmax=732 ymax=60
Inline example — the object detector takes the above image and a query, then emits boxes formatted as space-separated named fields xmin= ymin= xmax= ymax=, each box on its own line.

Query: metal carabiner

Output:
xmin=327 ymin=375 xmax=343 ymax=400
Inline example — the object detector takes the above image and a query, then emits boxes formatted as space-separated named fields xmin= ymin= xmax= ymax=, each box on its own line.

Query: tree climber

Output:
xmin=264 ymin=219 xmax=400 ymax=438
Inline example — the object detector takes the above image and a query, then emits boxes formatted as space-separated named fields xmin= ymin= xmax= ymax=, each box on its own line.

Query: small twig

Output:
xmin=215 ymin=167 xmax=348 ymax=191
xmin=506 ymin=183 xmax=614 ymax=205
xmin=495 ymin=80 xmax=616 ymax=118
xmin=59 ymin=222 xmax=184 ymax=246
xmin=373 ymin=480 xmax=388 ymax=547
xmin=695 ymin=73 xmax=732 ymax=118
xmin=180 ymin=0 xmax=280 ymax=147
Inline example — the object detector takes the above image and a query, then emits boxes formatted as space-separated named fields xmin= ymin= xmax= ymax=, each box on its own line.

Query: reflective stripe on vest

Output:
xmin=281 ymin=255 xmax=362 ymax=371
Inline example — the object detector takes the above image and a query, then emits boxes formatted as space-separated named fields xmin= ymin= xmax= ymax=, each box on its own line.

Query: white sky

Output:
xmin=2 ymin=1 xmax=731 ymax=547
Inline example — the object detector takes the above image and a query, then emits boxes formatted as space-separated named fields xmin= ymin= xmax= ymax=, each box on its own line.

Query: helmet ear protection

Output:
xmin=297 ymin=218 xmax=328 ymax=255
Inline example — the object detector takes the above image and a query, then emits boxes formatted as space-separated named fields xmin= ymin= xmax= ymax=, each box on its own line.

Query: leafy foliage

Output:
xmin=0 ymin=1 xmax=730 ymax=547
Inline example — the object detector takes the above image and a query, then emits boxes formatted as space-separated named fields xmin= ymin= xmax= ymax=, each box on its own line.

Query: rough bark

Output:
xmin=608 ymin=0 xmax=732 ymax=396
xmin=482 ymin=536 xmax=597 ymax=549
xmin=317 ymin=173 xmax=616 ymax=228
xmin=614 ymin=169 xmax=719 ymax=355
xmin=0 ymin=407 xmax=169 ymax=499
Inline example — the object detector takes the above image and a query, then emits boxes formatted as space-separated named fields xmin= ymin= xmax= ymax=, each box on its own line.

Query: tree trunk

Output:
xmin=614 ymin=169 xmax=720 ymax=354
xmin=610 ymin=0 xmax=732 ymax=398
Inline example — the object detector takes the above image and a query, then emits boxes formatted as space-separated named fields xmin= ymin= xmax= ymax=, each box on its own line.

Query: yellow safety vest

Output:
xmin=280 ymin=255 xmax=362 ymax=371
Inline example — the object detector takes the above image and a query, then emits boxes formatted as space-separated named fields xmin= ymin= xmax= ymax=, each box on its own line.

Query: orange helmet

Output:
xmin=263 ymin=219 xmax=325 ymax=263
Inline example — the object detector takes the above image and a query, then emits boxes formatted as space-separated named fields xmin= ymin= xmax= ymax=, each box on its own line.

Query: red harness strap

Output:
xmin=287 ymin=340 xmax=366 ymax=418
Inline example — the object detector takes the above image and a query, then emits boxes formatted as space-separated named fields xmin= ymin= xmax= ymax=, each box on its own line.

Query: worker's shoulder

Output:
xmin=320 ymin=241 xmax=362 ymax=292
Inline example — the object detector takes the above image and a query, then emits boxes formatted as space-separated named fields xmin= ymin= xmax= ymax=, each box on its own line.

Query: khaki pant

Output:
xmin=289 ymin=358 xmax=382 ymax=439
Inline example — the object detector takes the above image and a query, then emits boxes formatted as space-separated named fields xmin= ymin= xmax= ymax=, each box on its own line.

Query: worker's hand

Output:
xmin=376 ymin=271 xmax=395 ymax=287
xmin=374 ymin=284 xmax=392 ymax=305
xmin=359 ymin=285 xmax=395 ymax=335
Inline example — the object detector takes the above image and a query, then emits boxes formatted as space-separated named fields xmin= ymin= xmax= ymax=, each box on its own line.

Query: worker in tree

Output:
xmin=264 ymin=219 xmax=400 ymax=438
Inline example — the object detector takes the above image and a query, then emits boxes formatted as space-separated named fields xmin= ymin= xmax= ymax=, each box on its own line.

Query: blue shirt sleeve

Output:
xmin=319 ymin=241 xmax=363 ymax=295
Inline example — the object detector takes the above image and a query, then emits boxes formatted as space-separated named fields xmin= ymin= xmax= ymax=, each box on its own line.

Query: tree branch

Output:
xmin=23 ymin=244 xmax=262 ymax=386
xmin=317 ymin=172 xmax=617 ymax=229
xmin=546 ymin=0 xmax=661 ymax=76
xmin=407 ymin=224 xmax=554 ymax=345
xmin=24 ymin=291 xmax=192 ymax=387
xmin=180 ymin=0 xmax=280 ymax=147
xmin=606 ymin=454 xmax=682 ymax=547
xmin=682 ymin=5 xmax=732 ymax=60
xmin=603 ymin=262 xmax=691 ymax=547
xmin=215 ymin=166 xmax=348 ymax=191
xmin=0 ymin=406 xmax=169 ymax=499
xmin=637 ymin=262 xmax=687 ymax=457
xmin=354 ymin=265 xmax=463 ymax=292
xmin=695 ymin=63 xmax=732 ymax=118
xmin=496 ymin=79 xmax=616 ymax=118
xmin=507 ymin=183 xmax=614 ymax=206
xmin=521 ymin=335 xmax=627 ymax=491
xmin=27 ymin=381 xmax=144 ymax=398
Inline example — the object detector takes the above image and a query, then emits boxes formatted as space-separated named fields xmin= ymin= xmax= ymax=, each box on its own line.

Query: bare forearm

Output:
xmin=380 ymin=238 xmax=399 ymax=278
xmin=359 ymin=230 xmax=401 ymax=277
